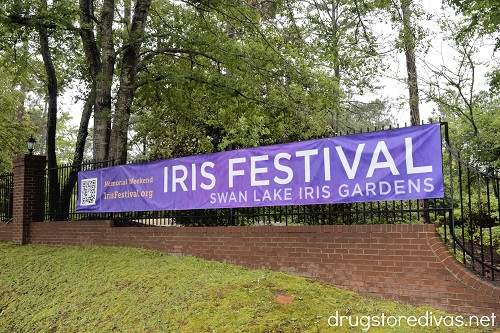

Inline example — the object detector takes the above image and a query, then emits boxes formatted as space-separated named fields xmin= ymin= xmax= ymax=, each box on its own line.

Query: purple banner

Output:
xmin=77 ymin=124 xmax=444 ymax=213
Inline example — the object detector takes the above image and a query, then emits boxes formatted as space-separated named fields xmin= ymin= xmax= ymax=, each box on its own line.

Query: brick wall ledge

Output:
xmin=21 ymin=221 xmax=500 ymax=317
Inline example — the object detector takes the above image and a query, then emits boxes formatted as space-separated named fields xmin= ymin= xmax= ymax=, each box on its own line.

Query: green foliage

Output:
xmin=0 ymin=0 xmax=399 ymax=165
xmin=455 ymin=208 xmax=499 ymax=229
xmin=427 ymin=13 xmax=500 ymax=170
xmin=481 ymin=226 xmax=500 ymax=253
xmin=449 ymin=0 xmax=500 ymax=49
xmin=440 ymin=222 xmax=500 ymax=259
xmin=0 ymin=69 xmax=31 ymax=172
xmin=0 ymin=242 xmax=491 ymax=332
xmin=0 ymin=0 xmax=87 ymax=167
xmin=129 ymin=0 xmax=392 ymax=160
xmin=55 ymin=111 xmax=78 ymax=164
xmin=442 ymin=93 xmax=500 ymax=170
xmin=448 ymin=0 xmax=500 ymax=96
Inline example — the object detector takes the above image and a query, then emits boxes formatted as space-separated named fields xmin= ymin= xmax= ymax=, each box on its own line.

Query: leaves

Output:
xmin=128 ymin=0 xmax=394 ymax=160
xmin=0 ymin=0 xmax=456 ymax=166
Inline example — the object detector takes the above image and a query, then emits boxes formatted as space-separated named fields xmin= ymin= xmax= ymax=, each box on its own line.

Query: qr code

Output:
xmin=80 ymin=178 xmax=98 ymax=206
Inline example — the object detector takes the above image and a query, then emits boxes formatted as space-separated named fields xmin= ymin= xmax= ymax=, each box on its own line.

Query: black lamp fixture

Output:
xmin=27 ymin=135 xmax=36 ymax=155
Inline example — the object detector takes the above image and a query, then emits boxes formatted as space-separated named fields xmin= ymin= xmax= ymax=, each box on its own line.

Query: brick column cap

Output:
xmin=13 ymin=154 xmax=47 ymax=167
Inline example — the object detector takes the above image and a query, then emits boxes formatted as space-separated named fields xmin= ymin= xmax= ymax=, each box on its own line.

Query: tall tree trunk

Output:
xmin=38 ymin=21 xmax=60 ymax=220
xmin=95 ymin=0 xmax=115 ymax=161
xmin=401 ymin=0 xmax=420 ymax=126
xmin=73 ymin=89 xmax=94 ymax=167
xmin=79 ymin=0 xmax=115 ymax=161
xmin=109 ymin=0 xmax=151 ymax=164
xmin=59 ymin=89 xmax=94 ymax=219
xmin=400 ymin=0 xmax=429 ymax=223
xmin=332 ymin=1 xmax=341 ymax=135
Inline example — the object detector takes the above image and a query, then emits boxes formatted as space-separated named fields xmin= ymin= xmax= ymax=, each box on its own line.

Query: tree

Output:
xmin=0 ymin=1 xmax=56 ymax=171
xmin=448 ymin=0 xmax=500 ymax=49
xmin=129 ymin=0 xmax=397 ymax=160
xmin=425 ymin=19 xmax=482 ymax=134
xmin=399 ymin=0 xmax=420 ymax=126
xmin=79 ymin=0 xmax=151 ymax=164
xmin=0 ymin=70 xmax=31 ymax=172
xmin=107 ymin=0 xmax=151 ymax=164
xmin=1 ymin=0 xmax=396 ymax=166
xmin=54 ymin=112 xmax=80 ymax=165
xmin=37 ymin=0 xmax=61 ymax=217
xmin=298 ymin=0 xmax=388 ymax=133
xmin=424 ymin=15 xmax=500 ymax=170
xmin=130 ymin=0 xmax=343 ymax=158
xmin=375 ymin=0 xmax=429 ymax=222
xmin=374 ymin=0 xmax=427 ymax=126
xmin=448 ymin=0 xmax=500 ymax=93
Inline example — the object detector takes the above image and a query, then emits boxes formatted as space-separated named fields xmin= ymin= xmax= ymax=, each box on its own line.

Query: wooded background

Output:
xmin=0 ymin=0 xmax=498 ymax=174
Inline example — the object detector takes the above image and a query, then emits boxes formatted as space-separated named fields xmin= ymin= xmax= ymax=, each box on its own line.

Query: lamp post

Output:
xmin=27 ymin=135 xmax=36 ymax=155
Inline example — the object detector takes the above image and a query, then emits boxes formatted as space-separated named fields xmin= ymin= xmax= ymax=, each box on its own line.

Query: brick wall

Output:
xmin=26 ymin=221 xmax=499 ymax=317
xmin=0 ymin=221 xmax=13 ymax=241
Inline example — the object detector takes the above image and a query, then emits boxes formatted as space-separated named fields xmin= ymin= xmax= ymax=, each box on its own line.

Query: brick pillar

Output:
xmin=12 ymin=155 xmax=46 ymax=245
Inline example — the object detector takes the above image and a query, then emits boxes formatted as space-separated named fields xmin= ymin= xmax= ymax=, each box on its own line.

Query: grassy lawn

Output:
xmin=0 ymin=242 xmax=497 ymax=333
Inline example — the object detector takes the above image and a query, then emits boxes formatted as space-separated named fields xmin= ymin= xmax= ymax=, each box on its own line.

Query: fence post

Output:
xmin=12 ymin=154 xmax=46 ymax=245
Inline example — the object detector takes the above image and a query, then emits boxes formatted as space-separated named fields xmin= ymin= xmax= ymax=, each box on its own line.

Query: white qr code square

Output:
xmin=80 ymin=178 xmax=98 ymax=206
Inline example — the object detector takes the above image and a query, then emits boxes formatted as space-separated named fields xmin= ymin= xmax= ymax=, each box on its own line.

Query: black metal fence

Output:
xmin=35 ymin=122 xmax=499 ymax=282
xmin=48 ymin=199 xmax=440 ymax=227
xmin=0 ymin=172 xmax=13 ymax=223
xmin=442 ymin=127 xmax=500 ymax=283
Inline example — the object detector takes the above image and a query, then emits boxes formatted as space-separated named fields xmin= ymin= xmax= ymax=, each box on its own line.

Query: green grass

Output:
xmin=0 ymin=242 xmax=497 ymax=333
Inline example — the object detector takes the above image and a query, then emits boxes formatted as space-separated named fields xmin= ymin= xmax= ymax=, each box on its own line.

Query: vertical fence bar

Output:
xmin=476 ymin=173 xmax=485 ymax=277
xmin=444 ymin=122 xmax=455 ymax=252
xmin=457 ymin=155 xmax=463 ymax=261
xmin=494 ymin=171 xmax=500 ymax=281
xmin=466 ymin=168 xmax=475 ymax=269
xmin=485 ymin=173 xmax=495 ymax=280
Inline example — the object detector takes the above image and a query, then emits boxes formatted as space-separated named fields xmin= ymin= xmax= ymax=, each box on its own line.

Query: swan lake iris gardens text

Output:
xmin=77 ymin=124 xmax=444 ymax=213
